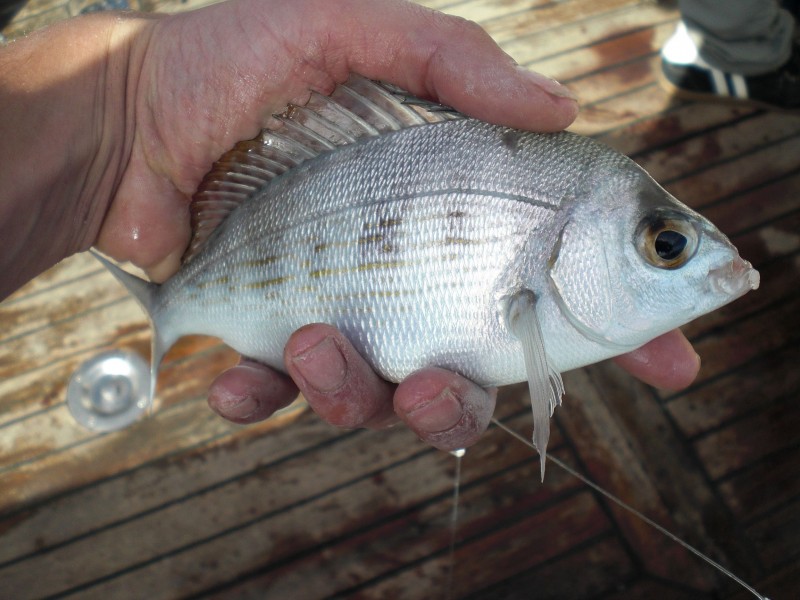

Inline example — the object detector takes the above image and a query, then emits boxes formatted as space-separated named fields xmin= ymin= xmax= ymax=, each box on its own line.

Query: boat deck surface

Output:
xmin=2 ymin=0 xmax=799 ymax=598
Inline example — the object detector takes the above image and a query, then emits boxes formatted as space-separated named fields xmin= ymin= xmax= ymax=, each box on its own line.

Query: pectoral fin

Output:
xmin=507 ymin=290 xmax=565 ymax=481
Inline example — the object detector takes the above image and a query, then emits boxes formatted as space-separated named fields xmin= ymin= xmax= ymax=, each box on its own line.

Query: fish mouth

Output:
xmin=708 ymin=257 xmax=760 ymax=298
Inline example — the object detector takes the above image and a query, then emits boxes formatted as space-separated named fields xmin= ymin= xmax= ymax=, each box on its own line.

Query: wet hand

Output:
xmin=86 ymin=0 xmax=580 ymax=445
xmin=207 ymin=325 xmax=699 ymax=451
xmin=94 ymin=0 xmax=579 ymax=282
xmin=4 ymin=0 xmax=695 ymax=448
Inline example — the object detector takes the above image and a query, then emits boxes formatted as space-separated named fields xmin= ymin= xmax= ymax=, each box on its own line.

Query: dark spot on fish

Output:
xmin=196 ymin=275 xmax=230 ymax=289
xmin=448 ymin=210 xmax=467 ymax=219
xmin=358 ymin=260 xmax=407 ymax=272
xmin=314 ymin=243 xmax=328 ymax=253
xmin=378 ymin=217 xmax=403 ymax=229
xmin=238 ymin=257 xmax=281 ymax=268
xmin=502 ymin=130 xmax=523 ymax=151
xmin=444 ymin=236 xmax=475 ymax=246
xmin=241 ymin=276 xmax=293 ymax=289
xmin=361 ymin=211 xmax=406 ymax=260
xmin=359 ymin=234 xmax=384 ymax=245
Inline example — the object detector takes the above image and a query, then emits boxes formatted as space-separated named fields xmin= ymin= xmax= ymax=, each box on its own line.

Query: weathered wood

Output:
xmin=694 ymin=395 xmax=800 ymax=481
xmin=506 ymin=2 xmax=676 ymax=69
xmin=462 ymin=536 xmax=636 ymax=600
xmin=555 ymin=367 xmax=734 ymax=591
xmin=719 ymin=443 xmax=800 ymax=521
xmin=2 ymin=0 xmax=799 ymax=598
xmin=747 ymin=496 xmax=800 ymax=571
xmin=482 ymin=0 xmax=641 ymax=46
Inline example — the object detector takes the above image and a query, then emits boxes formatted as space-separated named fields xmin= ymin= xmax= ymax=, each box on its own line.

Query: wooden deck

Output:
xmin=2 ymin=0 xmax=799 ymax=598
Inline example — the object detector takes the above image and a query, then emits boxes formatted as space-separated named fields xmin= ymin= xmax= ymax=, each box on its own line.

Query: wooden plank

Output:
xmin=0 ymin=341 xmax=239 ymax=513
xmin=0 ymin=291 xmax=143 ymax=383
xmin=595 ymin=102 xmax=755 ymax=157
xmin=0 ymin=269 xmax=129 ymax=350
xmin=636 ymin=114 xmax=800 ymax=188
xmin=1 ymin=254 xmax=102 ymax=305
xmin=599 ymin=576 xmax=713 ymax=600
xmin=0 ymin=292 xmax=148 ymax=426
xmin=529 ymin=20 xmax=674 ymax=85
xmin=703 ymin=171 xmax=800 ymax=239
xmin=201 ymin=447 xmax=588 ymax=600
xmin=3 ymin=2 xmax=799 ymax=599
xmin=0 ymin=400 xmax=308 ymax=564
xmin=0 ymin=406 xmax=540 ymax=598
xmin=693 ymin=397 xmax=800 ymax=481
xmin=688 ymin=287 xmax=800 ymax=389
xmin=664 ymin=134 xmax=800 ymax=207
xmin=462 ymin=535 xmax=636 ymax=600
xmin=423 ymin=0 xmax=554 ymax=26
xmin=726 ymin=558 xmax=800 ymax=600
xmin=482 ymin=0 xmax=641 ymax=46
xmin=554 ymin=367 xmax=727 ymax=591
xmin=746 ymin=497 xmax=800 ymax=571
xmin=667 ymin=335 xmax=800 ymax=439
xmin=719 ymin=444 xmax=800 ymax=521
xmin=505 ymin=2 xmax=677 ymax=68
xmin=346 ymin=492 xmax=609 ymax=600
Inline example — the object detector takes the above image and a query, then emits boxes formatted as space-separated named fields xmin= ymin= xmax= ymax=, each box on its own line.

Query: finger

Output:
xmin=95 ymin=150 xmax=192 ymax=283
xmin=613 ymin=329 xmax=701 ymax=391
xmin=284 ymin=323 xmax=397 ymax=429
xmin=208 ymin=358 xmax=298 ymax=424
xmin=314 ymin=0 xmax=579 ymax=131
xmin=394 ymin=367 xmax=496 ymax=451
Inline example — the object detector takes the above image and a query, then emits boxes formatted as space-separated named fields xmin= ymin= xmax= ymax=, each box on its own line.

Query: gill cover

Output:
xmin=549 ymin=219 xmax=615 ymax=341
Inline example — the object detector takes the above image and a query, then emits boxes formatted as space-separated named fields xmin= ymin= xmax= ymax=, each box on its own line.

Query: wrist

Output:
xmin=0 ymin=13 xmax=154 ymax=299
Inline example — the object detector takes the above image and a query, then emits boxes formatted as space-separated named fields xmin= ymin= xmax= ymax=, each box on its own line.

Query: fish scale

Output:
xmin=176 ymin=188 xmax=541 ymax=385
xmin=95 ymin=75 xmax=759 ymax=478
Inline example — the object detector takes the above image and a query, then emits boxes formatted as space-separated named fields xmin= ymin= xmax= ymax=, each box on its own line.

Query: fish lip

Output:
xmin=708 ymin=257 xmax=760 ymax=298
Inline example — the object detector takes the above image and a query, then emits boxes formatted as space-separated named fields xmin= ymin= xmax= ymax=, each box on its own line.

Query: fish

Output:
xmin=95 ymin=75 xmax=760 ymax=479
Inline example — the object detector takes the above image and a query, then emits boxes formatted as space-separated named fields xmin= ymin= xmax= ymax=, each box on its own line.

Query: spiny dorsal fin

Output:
xmin=183 ymin=75 xmax=462 ymax=263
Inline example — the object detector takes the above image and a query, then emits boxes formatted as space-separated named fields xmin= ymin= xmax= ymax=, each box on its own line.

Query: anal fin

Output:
xmin=507 ymin=290 xmax=564 ymax=481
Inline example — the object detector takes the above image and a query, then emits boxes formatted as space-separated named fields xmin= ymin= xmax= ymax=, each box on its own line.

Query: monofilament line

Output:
xmin=445 ymin=448 xmax=465 ymax=600
xmin=490 ymin=418 xmax=770 ymax=600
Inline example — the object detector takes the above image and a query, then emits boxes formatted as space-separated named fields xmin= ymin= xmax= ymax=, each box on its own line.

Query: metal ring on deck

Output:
xmin=67 ymin=350 xmax=150 ymax=432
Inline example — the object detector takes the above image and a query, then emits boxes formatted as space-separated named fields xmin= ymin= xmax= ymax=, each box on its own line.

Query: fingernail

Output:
xmin=224 ymin=395 xmax=259 ymax=420
xmin=406 ymin=388 xmax=463 ymax=434
xmin=291 ymin=336 xmax=347 ymax=392
xmin=522 ymin=67 xmax=578 ymax=101
xmin=211 ymin=386 xmax=260 ymax=421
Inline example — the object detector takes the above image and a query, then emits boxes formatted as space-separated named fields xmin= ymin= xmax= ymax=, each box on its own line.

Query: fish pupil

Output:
xmin=655 ymin=230 xmax=687 ymax=260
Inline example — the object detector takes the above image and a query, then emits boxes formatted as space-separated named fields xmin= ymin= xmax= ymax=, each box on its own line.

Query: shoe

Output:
xmin=781 ymin=0 xmax=800 ymax=20
xmin=660 ymin=22 xmax=800 ymax=111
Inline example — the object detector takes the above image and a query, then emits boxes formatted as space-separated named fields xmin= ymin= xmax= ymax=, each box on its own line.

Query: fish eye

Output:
xmin=636 ymin=212 xmax=699 ymax=269
xmin=655 ymin=230 xmax=687 ymax=260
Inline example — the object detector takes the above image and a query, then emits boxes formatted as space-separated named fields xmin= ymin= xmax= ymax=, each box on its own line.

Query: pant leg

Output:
xmin=679 ymin=0 xmax=795 ymax=74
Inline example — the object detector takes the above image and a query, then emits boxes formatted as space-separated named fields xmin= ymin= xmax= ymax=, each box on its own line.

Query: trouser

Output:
xmin=679 ymin=0 xmax=795 ymax=74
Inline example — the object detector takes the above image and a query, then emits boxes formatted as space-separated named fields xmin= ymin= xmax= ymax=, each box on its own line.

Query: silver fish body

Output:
xmin=166 ymin=120 xmax=599 ymax=386
xmin=156 ymin=118 xmax=752 ymax=382
xmin=98 ymin=77 xmax=758 ymax=472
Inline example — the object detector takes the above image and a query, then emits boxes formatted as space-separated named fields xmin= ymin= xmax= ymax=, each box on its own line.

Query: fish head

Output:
xmin=549 ymin=164 xmax=759 ymax=351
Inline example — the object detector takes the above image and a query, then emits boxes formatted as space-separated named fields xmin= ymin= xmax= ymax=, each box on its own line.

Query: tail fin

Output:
xmin=91 ymin=250 xmax=173 ymax=406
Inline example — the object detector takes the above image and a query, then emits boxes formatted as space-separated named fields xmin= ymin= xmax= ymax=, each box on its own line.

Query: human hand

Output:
xmin=0 ymin=0 xmax=699 ymax=450
xmin=210 ymin=325 xmax=699 ymax=451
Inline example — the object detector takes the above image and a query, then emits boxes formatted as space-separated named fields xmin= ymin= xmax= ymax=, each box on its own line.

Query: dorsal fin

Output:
xmin=183 ymin=75 xmax=462 ymax=263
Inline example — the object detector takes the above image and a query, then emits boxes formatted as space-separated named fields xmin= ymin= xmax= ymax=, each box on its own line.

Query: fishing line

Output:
xmin=490 ymin=418 xmax=770 ymax=600
xmin=445 ymin=448 xmax=465 ymax=600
